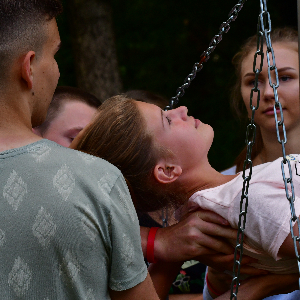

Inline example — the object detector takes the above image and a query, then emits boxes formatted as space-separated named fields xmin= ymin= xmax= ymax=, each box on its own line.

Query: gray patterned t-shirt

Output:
xmin=0 ymin=139 xmax=147 ymax=299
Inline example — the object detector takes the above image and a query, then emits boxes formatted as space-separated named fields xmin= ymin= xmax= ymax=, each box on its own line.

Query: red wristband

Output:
xmin=206 ymin=272 xmax=222 ymax=297
xmin=146 ymin=227 xmax=159 ymax=263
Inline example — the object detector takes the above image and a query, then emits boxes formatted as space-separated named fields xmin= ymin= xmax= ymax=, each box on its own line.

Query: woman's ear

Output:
xmin=153 ymin=160 xmax=182 ymax=184
xmin=21 ymin=51 xmax=35 ymax=90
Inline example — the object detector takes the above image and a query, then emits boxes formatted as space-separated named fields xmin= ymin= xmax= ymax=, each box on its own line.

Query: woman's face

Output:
xmin=240 ymin=42 xmax=300 ymax=133
xmin=136 ymin=101 xmax=214 ymax=171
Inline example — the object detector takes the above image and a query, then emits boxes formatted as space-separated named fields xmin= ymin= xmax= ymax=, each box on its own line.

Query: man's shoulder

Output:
xmin=23 ymin=139 xmax=122 ymax=177
xmin=51 ymin=141 xmax=120 ymax=171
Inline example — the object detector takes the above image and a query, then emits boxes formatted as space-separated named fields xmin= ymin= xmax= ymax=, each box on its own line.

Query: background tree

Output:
xmin=64 ymin=0 xmax=122 ymax=101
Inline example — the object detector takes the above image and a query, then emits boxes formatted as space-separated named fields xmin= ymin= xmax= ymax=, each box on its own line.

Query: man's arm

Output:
xmin=205 ymin=267 xmax=299 ymax=300
xmin=140 ymin=226 xmax=150 ymax=257
xmin=109 ymin=273 xmax=160 ymax=300
xmin=148 ymin=261 xmax=183 ymax=300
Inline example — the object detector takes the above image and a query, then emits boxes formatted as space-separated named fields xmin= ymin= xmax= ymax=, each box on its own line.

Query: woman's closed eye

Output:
xmin=166 ymin=116 xmax=172 ymax=125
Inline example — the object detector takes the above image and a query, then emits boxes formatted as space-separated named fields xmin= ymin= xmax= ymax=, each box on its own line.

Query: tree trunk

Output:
xmin=66 ymin=0 xmax=122 ymax=101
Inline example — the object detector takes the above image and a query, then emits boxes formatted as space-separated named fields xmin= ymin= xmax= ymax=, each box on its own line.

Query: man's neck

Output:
xmin=0 ymin=129 xmax=42 ymax=152
xmin=258 ymin=123 xmax=300 ymax=165
xmin=0 ymin=93 xmax=41 ymax=152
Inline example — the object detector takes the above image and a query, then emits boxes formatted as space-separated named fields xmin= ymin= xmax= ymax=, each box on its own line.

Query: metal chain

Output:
xmin=229 ymin=10 xmax=264 ymax=299
xmin=165 ymin=0 xmax=247 ymax=111
xmin=230 ymin=0 xmax=300 ymax=298
xmin=259 ymin=0 xmax=300 ymax=287
xmin=163 ymin=0 xmax=300 ymax=296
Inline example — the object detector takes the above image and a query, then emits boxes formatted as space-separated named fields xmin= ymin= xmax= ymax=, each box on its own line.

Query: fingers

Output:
xmin=179 ymin=211 xmax=237 ymax=241
xmin=194 ymin=209 xmax=230 ymax=226
xmin=189 ymin=213 xmax=237 ymax=240
xmin=231 ymin=255 xmax=269 ymax=275
xmin=173 ymin=213 xmax=237 ymax=255
xmin=238 ymin=265 xmax=269 ymax=275
xmin=190 ymin=232 xmax=234 ymax=255
xmin=196 ymin=253 xmax=236 ymax=272
xmin=200 ymin=254 xmax=269 ymax=275
xmin=154 ymin=210 xmax=240 ymax=261
xmin=239 ymin=255 xmax=257 ymax=265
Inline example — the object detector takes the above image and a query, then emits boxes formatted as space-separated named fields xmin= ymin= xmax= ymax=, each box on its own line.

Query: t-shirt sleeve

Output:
xmin=108 ymin=175 xmax=148 ymax=291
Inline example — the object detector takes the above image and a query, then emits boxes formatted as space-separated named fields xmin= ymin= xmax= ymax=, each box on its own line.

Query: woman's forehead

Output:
xmin=135 ymin=100 xmax=160 ymax=119
xmin=136 ymin=101 xmax=165 ymax=135
xmin=242 ymin=42 xmax=299 ymax=72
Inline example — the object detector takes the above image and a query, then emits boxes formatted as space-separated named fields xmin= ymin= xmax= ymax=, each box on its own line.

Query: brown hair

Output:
xmin=231 ymin=27 xmax=298 ymax=172
xmin=35 ymin=86 xmax=101 ymax=135
xmin=124 ymin=90 xmax=169 ymax=109
xmin=75 ymin=95 xmax=184 ymax=212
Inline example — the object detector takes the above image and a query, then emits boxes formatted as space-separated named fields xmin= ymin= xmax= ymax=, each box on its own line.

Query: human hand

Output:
xmin=206 ymin=265 xmax=269 ymax=299
xmin=197 ymin=253 xmax=268 ymax=275
xmin=154 ymin=210 xmax=237 ymax=262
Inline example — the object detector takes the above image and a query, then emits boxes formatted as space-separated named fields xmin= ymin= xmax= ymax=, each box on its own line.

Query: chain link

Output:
xmin=229 ymin=23 xmax=263 ymax=300
xmin=164 ymin=0 xmax=300 ymax=296
xmin=230 ymin=0 xmax=300 ymax=298
xmin=164 ymin=0 xmax=247 ymax=111
xmin=261 ymin=0 xmax=300 ymax=288
xmin=230 ymin=9 xmax=266 ymax=297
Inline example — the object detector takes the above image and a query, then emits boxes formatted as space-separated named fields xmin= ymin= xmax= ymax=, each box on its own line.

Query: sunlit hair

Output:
xmin=0 ymin=0 xmax=63 ymax=88
xmin=231 ymin=27 xmax=298 ymax=172
xmin=35 ymin=86 xmax=101 ymax=135
xmin=75 ymin=95 xmax=184 ymax=212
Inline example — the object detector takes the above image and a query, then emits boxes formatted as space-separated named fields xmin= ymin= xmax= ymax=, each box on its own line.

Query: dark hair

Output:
xmin=0 ymin=0 xmax=63 ymax=86
xmin=124 ymin=90 xmax=169 ymax=109
xmin=230 ymin=27 xmax=298 ymax=172
xmin=35 ymin=86 xmax=101 ymax=135
xmin=75 ymin=95 xmax=184 ymax=212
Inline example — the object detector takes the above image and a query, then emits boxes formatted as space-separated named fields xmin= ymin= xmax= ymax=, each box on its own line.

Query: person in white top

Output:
xmin=71 ymin=95 xmax=299 ymax=299
xmin=219 ymin=27 xmax=300 ymax=300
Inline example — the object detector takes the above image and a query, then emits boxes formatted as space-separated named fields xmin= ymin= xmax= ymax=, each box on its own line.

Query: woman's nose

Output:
xmin=172 ymin=106 xmax=188 ymax=120
xmin=263 ymin=80 xmax=276 ymax=102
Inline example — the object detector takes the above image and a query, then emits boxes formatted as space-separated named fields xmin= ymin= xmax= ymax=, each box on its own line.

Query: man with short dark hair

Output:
xmin=33 ymin=86 xmax=101 ymax=147
xmin=0 ymin=1 xmax=159 ymax=299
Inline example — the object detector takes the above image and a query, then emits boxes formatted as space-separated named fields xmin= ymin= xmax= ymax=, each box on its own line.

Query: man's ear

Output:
xmin=21 ymin=51 xmax=35 ymax=90
xmin=153 ymin=160 xmax=182 ymax=184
